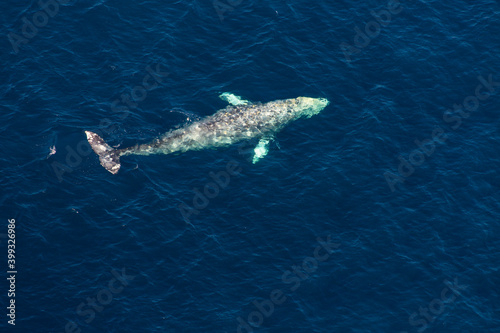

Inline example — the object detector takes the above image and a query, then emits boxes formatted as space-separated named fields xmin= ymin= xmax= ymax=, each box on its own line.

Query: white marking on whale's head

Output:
xmin=294 ymin=97 xmax=330 ymax=118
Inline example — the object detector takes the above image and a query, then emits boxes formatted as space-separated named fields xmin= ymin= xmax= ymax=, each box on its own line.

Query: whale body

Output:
xmin=85 ymin=93 xmax=329 ymax=174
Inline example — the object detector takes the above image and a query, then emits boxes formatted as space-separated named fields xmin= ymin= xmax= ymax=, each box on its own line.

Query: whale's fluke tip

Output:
xmin=85 ymin=131 xmax=121 ymax=174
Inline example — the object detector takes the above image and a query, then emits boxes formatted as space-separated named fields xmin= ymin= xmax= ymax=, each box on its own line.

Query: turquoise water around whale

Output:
xmin=2 ymin=1 xmax=500 ymax=332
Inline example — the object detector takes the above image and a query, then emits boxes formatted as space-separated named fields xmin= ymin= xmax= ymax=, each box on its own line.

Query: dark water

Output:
xmin=2 ymin=1 xmax=500 ymax=332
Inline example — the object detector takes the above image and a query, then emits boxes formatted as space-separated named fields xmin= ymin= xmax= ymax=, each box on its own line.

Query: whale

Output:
xmin=85 ymin=93 xmax=329 ymax=174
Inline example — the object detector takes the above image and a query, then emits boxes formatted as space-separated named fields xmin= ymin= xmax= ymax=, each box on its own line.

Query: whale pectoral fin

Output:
xmin=219 ymin=92 xmax=249 ymax=106
xmin=252 ymin=138 xmax=272 ymax=164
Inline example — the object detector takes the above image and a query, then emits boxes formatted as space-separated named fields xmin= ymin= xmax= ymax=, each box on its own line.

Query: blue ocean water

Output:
xmin=2 ymin=0 xmax=500 ymax=332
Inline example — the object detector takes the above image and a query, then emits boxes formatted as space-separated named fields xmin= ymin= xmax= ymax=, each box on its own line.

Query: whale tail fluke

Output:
xmin=85 ymin=131 xmax=121 ymax=174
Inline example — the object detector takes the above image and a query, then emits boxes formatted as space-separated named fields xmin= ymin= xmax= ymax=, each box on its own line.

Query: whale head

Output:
xmin=294 ymin=97 xmax=330 ymax=118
